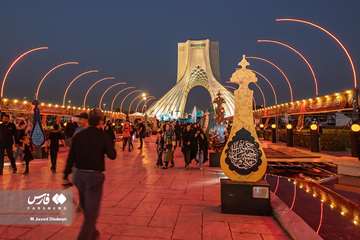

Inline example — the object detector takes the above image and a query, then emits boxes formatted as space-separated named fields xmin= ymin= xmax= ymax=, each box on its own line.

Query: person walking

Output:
xmin=48 ymin=123 xmax=62 ymax=173
xmin=63 ymin=112 xmax=88 ymax=185
xmin=64 ymin=109 xmax=116 ymax=240
xmin=64 ymin=120 xmax=77 ymax=146
xmin=163 ymin=123 xmax=176 ymax=169
xmin=182 ymin=124 xmax=193 ymax=168
xmin=74 ymin=112 xmax=89 ymax=135
xmin=174 ymin=121 xmax=182 ymax=147
xmin=0 ymin=114 xmax=17 ymax=174
xmin=190 ymin=124 xmax=200 ymax=165
xmin=122 ymin=119 xmax=132 ymax=152
xmin=137 ymin=120 xmax=146 ymax=150
xmin=22 ymin=135 xmax=33 ymax=175
xmin=197 ymin=128 xmax=208 ymax=169
xmin=104 ymin=121 xmax=116 ymax=147
xmin=155 ymin=129 xmax=164 ymax=167
xmin=14 ymin=120 xmax=26 ymax=162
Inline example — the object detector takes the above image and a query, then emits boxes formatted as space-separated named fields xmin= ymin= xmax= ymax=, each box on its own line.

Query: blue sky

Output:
xmin=1 ymin=0 xmax=359 ymax=111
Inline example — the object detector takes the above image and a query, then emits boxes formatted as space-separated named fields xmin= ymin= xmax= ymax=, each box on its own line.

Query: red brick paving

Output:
xmin=0 ymin=137 xmax=290 ymax=240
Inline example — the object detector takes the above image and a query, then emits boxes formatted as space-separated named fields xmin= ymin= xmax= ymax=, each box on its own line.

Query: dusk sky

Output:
xmin=1 ymin=0 xmax=359 ymax=111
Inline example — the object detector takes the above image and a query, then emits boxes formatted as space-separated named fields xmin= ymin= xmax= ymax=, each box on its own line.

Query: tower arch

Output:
xmin=146 ymin=39 xmax=234 ymax=119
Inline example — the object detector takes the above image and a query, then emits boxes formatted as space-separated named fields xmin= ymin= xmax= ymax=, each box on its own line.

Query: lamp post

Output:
xmin=62 ymin=70 xmax=99 ymax=106
xmin=271 ymin=123 xmax=277 ymax=143
xmin=310 ymin=122 xmax=320 ymax=152
xmin=286 ymin=123 xmax=294 ymax=147
xmin=142 ymin=98 xmax=156 ymax=113
xmin=98 ymin=82 xmax=126 ymax=109
xmin=136 ymin=96 xmax=154 ymax=113
xmin=259 ymin=123 xmax=264 ymax=139
xmin=128 ymin=93 xmax=146 ymax=114
xmin=119 ymin=89 xmax=143 ymax=113
xmin=350 ymin=123 xmax=360 ymax=158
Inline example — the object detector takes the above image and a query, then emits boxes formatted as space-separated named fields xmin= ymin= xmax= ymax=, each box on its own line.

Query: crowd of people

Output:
xmin=0 ymin=114 xmax=33 ymax=175
xmin=0 ymin=110 xmax=210 ymax=239
xmin=155 ymin=121 xmax=208 ymax=169
xmin=0 ymin=112 xmax=150 ymax=176
xmin=0 ymin=113 xmax=115 ymax=175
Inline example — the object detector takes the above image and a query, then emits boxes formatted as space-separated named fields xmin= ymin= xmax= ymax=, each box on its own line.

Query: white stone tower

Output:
xmin=146 ymin=39 xmax=234 ymax=119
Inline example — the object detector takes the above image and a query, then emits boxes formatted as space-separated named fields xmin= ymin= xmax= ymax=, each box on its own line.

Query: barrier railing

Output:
xmin=265 ymin=174 xmax=360 ymax=239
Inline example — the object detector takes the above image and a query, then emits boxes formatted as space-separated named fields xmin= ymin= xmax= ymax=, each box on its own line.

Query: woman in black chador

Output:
xmin=181 ymin=124 xmax=193 ymax=168
xmin=197 ymin=128 xmax=209 ymax=164
xmin=155 ymin=129 xmax=164 ymax=167
xmin=190 ymin=124 xmax=200 ymax=163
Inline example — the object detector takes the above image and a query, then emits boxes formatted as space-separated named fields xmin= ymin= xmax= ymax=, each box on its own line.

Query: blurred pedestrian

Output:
xmin=182 ymin=124 xmax=193 ymax=168
xmin=48 ymin=123 xmax=62 ymax=173
xmin=74 ymin=112 xmax=89 ymax=135
xmin=64 ymin=108 xmax=116 ymax=240
xmin=104 ymin=121 xmax=116 ymax=147
xmin=63 ymin=112 xmax=88 ymax=185
xmin=155 ymin=129 xmax=164 ymax=167
xmin=122 ymin=119 xmax=132 ymax=152
xmin=22 ymin=135 xmax=33 ymax=175
xmin=0 ymin=114 xmax=17 ymax=174
xmin=64 ymin=120 xmax=76 ymax=146
xmin=137 ymin=120 xmax=146 ymax=150
xmin=197 ymin=128 xmax=208 ymax=168
xmin=174 ymin=121 xmax=182 ymax=147
xmin=163 ymin=123 xmax=176 ymax=169
xmin=14 ymin=120 xmax=26 ymax=161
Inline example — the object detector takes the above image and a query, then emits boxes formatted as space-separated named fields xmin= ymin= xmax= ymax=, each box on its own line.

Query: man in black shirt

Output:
xmin=48 ymin=123 xmax=62 ymax=173
xmin=0 ymin=114 xmax=17 ymax=174
xmin=64 ymin=109 xmax=116 ymax=240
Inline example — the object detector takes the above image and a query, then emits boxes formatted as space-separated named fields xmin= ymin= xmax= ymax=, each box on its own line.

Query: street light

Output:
xmin=119 ymin=89 xmax=143 ymax=113
xmin=128 ymin=93 xmax=147 ymax=114
xmin=310 ymin=122 xmax=320 ymax=152
xmin=35 ymin=61 xmax=79 ymax=101
xmin=276 ymin=18 xmax=357 ymax=89
xmin=142 ymin=97 xmax=156 ymax=113
xmin=136 ymin=96 xmax=155 ymax=113
xmin=82 ymin=77 xmax=117 ymax=108
xmin=286 ymin=123 xmax=294 ymax=147
xmin=62 ymin=70 xmax=99 ymax=106
xmin=1 ymin=46 xmax=48 ymax=98
xmin=110 ymin=87 xmax=136 ymax=112
xmin=98 ymin=82 xmax=126 ymax=109
xmin=247 ymin=56 xmax=294 ymax=102
xmin=257 ymin=39 xmax=319 ymax=96
xmin=251 ymin=70 xmax=278 ymax=105
xmin=271 ymin=123 xmax=277 ymax=143
xmin=350 ymin=123 xmax=360 ymax=158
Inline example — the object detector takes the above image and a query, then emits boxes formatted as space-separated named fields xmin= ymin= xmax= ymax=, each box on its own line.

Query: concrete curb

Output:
xmin=271 ymin=193 xmax=323 ymax=240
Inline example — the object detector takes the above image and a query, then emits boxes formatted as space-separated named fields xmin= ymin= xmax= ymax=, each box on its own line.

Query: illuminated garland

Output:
xmin=0 ymin=98 xmax=124 ymax=116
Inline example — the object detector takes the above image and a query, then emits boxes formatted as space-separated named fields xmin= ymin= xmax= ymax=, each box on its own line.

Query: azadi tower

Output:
xmin=146 ymin=39 xmax=235 ymax=119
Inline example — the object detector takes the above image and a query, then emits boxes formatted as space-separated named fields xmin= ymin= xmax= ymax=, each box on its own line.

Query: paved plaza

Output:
xmin=0 ymin=137 xmax=289 ymax=240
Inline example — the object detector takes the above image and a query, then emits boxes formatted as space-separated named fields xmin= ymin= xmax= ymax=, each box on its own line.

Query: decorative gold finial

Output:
xmin=238 ymin=55 xmax=250 ymax=69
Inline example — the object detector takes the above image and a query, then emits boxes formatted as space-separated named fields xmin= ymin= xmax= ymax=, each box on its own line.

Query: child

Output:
xmin=22 ymin=135 xmax=33 ymax=175
xmin=155 ymin=130 xmax=164 ymax=167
